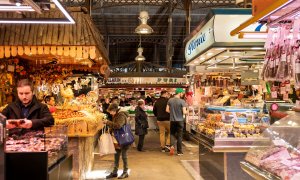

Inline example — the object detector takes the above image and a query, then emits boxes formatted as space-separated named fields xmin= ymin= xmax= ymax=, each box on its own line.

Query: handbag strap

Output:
xmin=102 ymin=124 xmax=107 ymax=134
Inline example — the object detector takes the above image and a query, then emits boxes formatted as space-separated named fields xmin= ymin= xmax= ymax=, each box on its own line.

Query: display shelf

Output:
xmin=194 ymin=130 xmax=270 ymax=152
xmin=5 ymin=126 xmax=68 ymax=169
xmin=240 ymin=161 xmax=281 ymax=180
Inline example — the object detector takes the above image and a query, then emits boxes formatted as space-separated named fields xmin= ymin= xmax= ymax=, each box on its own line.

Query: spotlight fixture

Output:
xmin=135 ymin=11 xmax=153 ymax=35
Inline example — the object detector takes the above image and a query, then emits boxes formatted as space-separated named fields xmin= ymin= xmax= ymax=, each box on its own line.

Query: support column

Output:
xmin=184 ymin=0 xmax=192 ymax=72
xmin=154 ymin=44 xmax=159 ymax=64
xmin=184 ymin=0 xmax=192 ymax=36
xmin=166 ymin=1 xmax=173 ymax=69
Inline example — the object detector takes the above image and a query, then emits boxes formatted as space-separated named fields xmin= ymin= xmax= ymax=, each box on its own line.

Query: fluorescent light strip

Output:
xmin=52 ymin=0 xmax=75 ymax=24
xmin=239 ymin=32 xmax=268 ymax=39
xmin=262 ymin=0 xmax=294 ymax=20
xmin=0 ymin=0 xmax=75 ymax=24
xmin=0 ymin=6 xmax=35 ymax=11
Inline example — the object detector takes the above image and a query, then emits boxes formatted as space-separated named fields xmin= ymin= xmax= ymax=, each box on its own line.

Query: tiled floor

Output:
xmin=85 ymin=130 xmax=201 ymax=180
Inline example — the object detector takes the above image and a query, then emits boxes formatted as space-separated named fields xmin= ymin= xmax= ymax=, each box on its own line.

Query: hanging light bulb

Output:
xmin=135 ymin=11 xmax=154 ymax=34
xmin=135 ymin=47 xmax=145 ymax=61
xmin=135 ymin=35 xmax=145 ymax=61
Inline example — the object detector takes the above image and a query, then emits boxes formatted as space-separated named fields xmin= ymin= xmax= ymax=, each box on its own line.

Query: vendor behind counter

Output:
xmin=1 ymin=79 xmax=54 ymax=134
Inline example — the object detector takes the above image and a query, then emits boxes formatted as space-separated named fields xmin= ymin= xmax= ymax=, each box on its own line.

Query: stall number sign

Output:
xmin=241 ymin=70 xmax=259 ymax=85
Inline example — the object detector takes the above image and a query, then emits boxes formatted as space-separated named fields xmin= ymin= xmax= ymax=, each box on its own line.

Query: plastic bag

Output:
xmin=98 ymin=127 xmax=116 ymax=156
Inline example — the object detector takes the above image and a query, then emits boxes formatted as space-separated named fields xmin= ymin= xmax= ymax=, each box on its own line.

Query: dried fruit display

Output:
xmin=53 ymin=107 xmax=104 ymax=136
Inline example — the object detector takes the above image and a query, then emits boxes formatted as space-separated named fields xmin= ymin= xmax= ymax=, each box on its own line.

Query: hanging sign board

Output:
xmin=185 ymin=9 xmax=266 ymax=62
xmin=241 ymin=70 xmax=260 ymax=85
xmin=107 ymin=77 xmax=186 ymax=85
xmin=185 ymin=17 xmax=215 ymax=62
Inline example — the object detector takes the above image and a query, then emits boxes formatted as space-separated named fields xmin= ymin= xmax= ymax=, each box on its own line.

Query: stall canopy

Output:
xmin=0 ymin=7 xmax=110 ymax=71
xmin=185 ymin=9 xmax=267 ymax=72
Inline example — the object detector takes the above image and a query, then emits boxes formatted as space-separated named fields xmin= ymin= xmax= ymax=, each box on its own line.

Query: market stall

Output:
xmin=100 ymin=62 xmax=188 ymax=130
xmin=99 ymin=85 xmax=183 ymax=130
xmin=229 ymin=1 xmax=300 ymax=179
xmin=184 ymin=8 xmax=271 ymax=180
xmin=0 ymin=7 xmax=109 ymax=180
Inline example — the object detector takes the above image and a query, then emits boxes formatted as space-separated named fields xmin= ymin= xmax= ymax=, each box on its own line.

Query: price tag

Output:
xmin=271 ymin=91 xmax=278 ymax=98
xmin=221 ymin=111 xmax=225 ymax=121
xmin=280 ymin=87 xmax=286 ymax=94
xmin=283 ymin=93 xmax=289 ymax=101
xmin=296 ymin=100 xmax=300 ymax=108
xmin=232 ymin=112 xmax=238 ymax=123
xmin=285 ymin=84 xmax=291 ymax=92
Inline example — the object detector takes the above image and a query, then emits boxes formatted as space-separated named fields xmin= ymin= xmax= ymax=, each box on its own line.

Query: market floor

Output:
xmin=85 ymin=130 xmax=202 ymax=180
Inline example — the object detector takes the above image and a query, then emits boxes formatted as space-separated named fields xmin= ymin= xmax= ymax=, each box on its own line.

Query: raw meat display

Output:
xmin=245 ymin=145 xmax=300 ymax=179
xmin=5 ymin=130 xmax=68 ymax=167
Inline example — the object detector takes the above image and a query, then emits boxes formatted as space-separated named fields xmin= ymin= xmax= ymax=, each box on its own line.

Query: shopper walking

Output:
xmin=135 ymin=99 xmax=149 ymax=151
xmin=104 ymin=103 xmax=130 ymax=179
xmin=153 ymin=90 xmax=171 ymax=152
xmin=166 ymin=88 xmax=187 ymax=156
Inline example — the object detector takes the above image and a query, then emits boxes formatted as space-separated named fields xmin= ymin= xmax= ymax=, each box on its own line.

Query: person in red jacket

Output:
xmin=2 ymin=79 xmax=54 ymax=131
xmin=44 ymin=95 xmax=57 ymax=113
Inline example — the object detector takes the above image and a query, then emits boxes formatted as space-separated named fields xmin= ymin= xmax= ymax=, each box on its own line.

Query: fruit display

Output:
xmin=53 ymin=107 xmax=104 ymax=136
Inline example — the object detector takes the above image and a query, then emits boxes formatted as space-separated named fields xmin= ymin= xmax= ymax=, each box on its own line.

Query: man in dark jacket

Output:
xmin=153 ymin=90 xmax=171 ymax=152
xmin=2 ymin=79 xmax=54 ymax=131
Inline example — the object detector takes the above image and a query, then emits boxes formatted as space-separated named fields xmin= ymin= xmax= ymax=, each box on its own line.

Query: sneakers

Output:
xmin=169 ymin=146 xmax=175 ymax=156
xmin=118 ymin=172 xmax=129 ymax=179
xmin=161 ymin=147 xmax=165 ymax=152
xmin=164 ymin=145 xmax=170 ymax=152
xmin=177 ymin=153 xmax=184 ymax=156
xmin=106 ymin=172 xmax=118 ymax=179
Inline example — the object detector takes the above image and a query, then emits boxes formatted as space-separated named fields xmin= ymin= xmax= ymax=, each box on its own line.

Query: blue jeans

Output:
xmin=170 ymin=121 xmax=184 ymax=154
xmin=113 ymin=144 xmax=130 ymax=173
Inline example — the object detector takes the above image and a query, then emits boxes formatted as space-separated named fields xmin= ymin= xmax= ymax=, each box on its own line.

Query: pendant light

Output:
xmin=135 ymin=11 xmax=153 ymax=34
xmin=135 ymin=35 xmax=145 ymax=61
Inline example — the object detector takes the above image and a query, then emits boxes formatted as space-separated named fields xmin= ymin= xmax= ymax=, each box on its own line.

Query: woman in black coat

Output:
xmin=135 ymin=99 xmax=149 ymax=151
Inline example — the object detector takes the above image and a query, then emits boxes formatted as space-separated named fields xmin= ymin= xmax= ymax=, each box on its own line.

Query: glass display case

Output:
xmin=189 ymin=106 xmax=270 ymax=151
xmin=5 ymin=125 xmax=68 ymax=168
xmin=241 ymin=112 xmax=300 ymax=180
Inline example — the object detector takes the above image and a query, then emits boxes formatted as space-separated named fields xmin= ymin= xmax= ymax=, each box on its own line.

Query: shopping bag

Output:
xmin=114 ymin=123 xmax=134 ymax=146
xmin=98 ymin=127 xmax=116 ymax=156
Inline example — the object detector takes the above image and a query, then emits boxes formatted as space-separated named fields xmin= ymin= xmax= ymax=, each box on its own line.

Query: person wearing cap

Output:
xmin=153 ymin=90 xmax=171 ymax=152
xmin=166 ymin=88 xmax=187 ymax=156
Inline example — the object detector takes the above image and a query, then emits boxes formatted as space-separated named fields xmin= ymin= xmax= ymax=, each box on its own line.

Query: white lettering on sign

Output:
xmin=185 ymin=17 xmax=215 ymax=62
xmin=187 ymin=33 xmax=206 ymax=56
